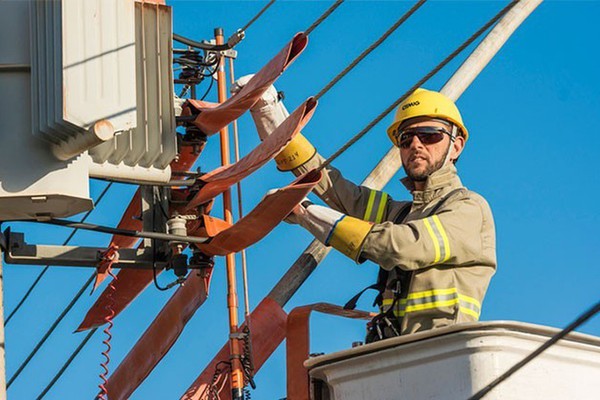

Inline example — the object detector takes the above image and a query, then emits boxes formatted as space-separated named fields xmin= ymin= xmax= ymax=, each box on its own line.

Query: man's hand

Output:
xmin=231 ymin=74 xmax=290 ymax=140
xmin=281 ymin=196 xmax=345 ymax=245
xmin=284 ymin=198 xmax=312 ymax=225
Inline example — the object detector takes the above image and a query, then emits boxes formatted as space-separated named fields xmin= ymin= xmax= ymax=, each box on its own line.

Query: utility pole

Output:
xmin=1 ymin=251 xmax=7 ymax=400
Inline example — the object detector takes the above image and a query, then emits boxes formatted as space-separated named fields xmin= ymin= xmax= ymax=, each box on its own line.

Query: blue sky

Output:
xmin=4 ymin=1 xmax=600 ymax=399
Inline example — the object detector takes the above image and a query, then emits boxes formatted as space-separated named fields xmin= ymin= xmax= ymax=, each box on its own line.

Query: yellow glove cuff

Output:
xmin=327 ymin=216 xmax=373 ymax=261
xmin=275 ymin=133 xmax=316 ymax=171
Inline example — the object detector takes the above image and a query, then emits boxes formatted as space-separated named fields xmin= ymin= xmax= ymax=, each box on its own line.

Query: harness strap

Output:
xmin=343 ymin=202 xmax=412 ymax=310
xmin=344 ymin=187 xmax=466 ymax=311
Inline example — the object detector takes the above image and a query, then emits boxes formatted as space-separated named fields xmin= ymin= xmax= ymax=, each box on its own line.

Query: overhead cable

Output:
xmin=304 ymin=0 xmax=344 ymax=36
xmin=314 ymin=0 xmax=427 ymax=101
xmin=317 ymin=0 xmax=520 ymax=172
xmin=468 ymin=298 xmax=600 ymax=400
xmin=173 ymin=32 xmax=244 ymax=52
xmin=240 ymin=0 xmax=276 ymax=32
xmin=7 ymin=273 xmax=96 ymax=388
xmin=5 ymin=182 xmax=113 ymax=326
xmin=36 ymin=328 xmax=98 ymax=399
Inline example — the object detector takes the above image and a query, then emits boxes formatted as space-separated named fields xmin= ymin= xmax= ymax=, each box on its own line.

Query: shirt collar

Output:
xmin=401 ymin=164 xmax=463 ymax=205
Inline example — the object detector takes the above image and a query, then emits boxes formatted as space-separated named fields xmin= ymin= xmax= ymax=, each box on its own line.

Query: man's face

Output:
xmin=399 ymin=119 xmax=463 ymax=182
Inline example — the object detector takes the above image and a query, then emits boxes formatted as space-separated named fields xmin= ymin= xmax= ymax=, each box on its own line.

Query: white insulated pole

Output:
xmin=442 ymin=0 xmax=543 ymax=101
xmin=269 ymin=0 xmax=543 ymax=305
xmin=363 ymin=0 xmax=544 ymax=190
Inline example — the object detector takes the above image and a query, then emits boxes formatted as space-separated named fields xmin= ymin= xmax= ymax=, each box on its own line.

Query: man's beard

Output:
xmin=403 ymin=155 xmax=446 ymax=182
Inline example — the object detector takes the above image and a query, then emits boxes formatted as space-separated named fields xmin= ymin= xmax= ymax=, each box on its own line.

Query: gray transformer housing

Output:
xmin=0 ymin=0 xmax=176 ymax=221
xmin=0 ymin=1 xmax=92 ymax=220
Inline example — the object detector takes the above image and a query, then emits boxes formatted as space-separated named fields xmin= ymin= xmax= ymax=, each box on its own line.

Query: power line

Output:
xmin=7 ymin=273 xmax=95 ymax=388
xmin=314 ymin=0 xmax=427 ymax=101
xmin=8 ymin=0 xmax=282 ymax=388
xmin=467 ymin=298 xmax=600 ymax=400
xmin=36 ymin=328 xmax=98 ymax=400
xmin=240 ymin=0 xmax=276 ymax=32
xmin=14 ymin=1 xmax=519 ymax=396
xmin=5 ymin=182 xmax=113 ymax=326
xmin=304 ymin=0 xmax=344 ymax=36
xmin=317 ymin=0 xmax=519 ymax=172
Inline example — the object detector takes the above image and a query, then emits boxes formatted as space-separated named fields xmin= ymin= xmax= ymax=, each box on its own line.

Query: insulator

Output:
xmin=166 ymin=215 xmax=188 ymax=248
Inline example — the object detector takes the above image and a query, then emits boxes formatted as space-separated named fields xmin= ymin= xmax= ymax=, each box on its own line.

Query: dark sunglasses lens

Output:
xmin=399 ymin=133 xmax=414 ymax=148
xmin=419 ymin=131 xmax=445 ymax=145
xmin=398 ymin=128 xmax=446 ymax=148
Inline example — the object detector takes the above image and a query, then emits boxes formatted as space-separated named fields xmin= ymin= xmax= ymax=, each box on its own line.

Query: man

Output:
xmin=234 ymin=78 xmax=496 ymax=339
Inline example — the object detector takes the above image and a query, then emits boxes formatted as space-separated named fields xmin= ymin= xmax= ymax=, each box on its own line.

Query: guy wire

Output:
xmin=317 ymin=0 xmax=520 ymax=172
xmin=468 ymin=298 xmax=600 ymax=400
xmin=314 ymin=0 xmax=428 ymax=101
xmin=5 ymin=182 xmax=113 ymax=326
xmin=305 ymin=0 xmax=344 ymax=36
xmin=240 ymin=0 xmax=276 ymax=32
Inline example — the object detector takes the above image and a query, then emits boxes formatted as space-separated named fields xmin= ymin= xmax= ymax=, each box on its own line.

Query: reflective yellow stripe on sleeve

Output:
xmin=363 ymin=190 xmax=377 ymax=221
xmin=363 ymin=190 xmax=388 ymax=223
xmin=432 ymin=215 xmax=451 ymax=262
xmin=375 ymin=193 xmax=388 ymax=223
xmin=423 ymin=216 xmax=451 ymax=264
xmin=423 ymin=218 xmax=441 ymax=263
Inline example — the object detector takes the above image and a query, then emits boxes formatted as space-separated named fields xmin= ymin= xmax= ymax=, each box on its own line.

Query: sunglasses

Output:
xmin=396 ymin=126 xmax=454 ymax=149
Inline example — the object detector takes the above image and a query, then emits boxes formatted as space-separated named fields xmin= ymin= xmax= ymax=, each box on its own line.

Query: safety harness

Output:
xmin=344 ymin=187 xmax=466 ymax=342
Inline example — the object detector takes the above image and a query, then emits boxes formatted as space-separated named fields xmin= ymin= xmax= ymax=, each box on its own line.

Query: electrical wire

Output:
xmin=199 ymin=75 xmax=215 ymax=101
xmin=317 ymin=0 xmax=520 ymax=172
xmin=467 ymin=298 xmax=600 ymax=400
xmin=5 ymin=182 xmax=113 ymax=326
xmin=240 ymin=0 xmax=276 ymax=32
xmin=304 ymin=0 xmax=344 ymax=36
xmin=36 ymin=328 xmax=98 ymax=400
xmin=314 ymin=0 xmax=427 ymax=101
xmin=7 ymin=3 xmax=255 ymax=390
xmin=17 ymin=2 xmax=516 ymax=396
xmin=7 ymin=272 xmax=96 ymax=388
xmin=173 ymin=33 xmax=239 ymax=52
xmin=200 ymin=361 xmax=231 ymax=400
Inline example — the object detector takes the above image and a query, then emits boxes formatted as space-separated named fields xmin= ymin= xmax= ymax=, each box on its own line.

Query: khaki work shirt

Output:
xmin=296 ymin=153 xmax=497 ymax=335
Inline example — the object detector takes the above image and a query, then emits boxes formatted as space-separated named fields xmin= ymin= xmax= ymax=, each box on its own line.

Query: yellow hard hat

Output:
xmin=386 ymin=88 xmax=469 ymax=146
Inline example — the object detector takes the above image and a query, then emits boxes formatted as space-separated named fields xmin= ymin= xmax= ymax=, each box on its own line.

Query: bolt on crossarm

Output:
xmin=214 ymin=27 xmax=245 ymax=400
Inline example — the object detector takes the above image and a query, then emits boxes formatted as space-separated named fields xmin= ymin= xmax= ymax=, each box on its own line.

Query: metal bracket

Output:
xmin=219 ymin=49 xmax=238 ymax=59
xmin=2 ymin=229 xmax=169 ymax=269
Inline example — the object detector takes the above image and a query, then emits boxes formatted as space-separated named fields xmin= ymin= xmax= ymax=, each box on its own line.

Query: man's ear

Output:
xmin=450 ymin=135 xmax=465 ymax=163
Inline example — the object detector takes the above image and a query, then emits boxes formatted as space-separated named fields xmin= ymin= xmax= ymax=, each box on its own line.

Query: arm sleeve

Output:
xmin=294 ymin=153 xmax=390 ymax=222
xmin=360 ymin=195 xmax=494 ymax=271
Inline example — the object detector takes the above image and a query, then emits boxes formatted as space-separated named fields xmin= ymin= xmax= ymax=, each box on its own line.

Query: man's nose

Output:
xmin=409 ymin=134 xmax=424 ymax=150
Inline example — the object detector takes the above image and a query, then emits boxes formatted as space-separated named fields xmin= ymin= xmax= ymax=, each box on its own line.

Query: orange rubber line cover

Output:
xmin=105 ymin=267 xmax=214 ymax=400
xmin=181 ymin=297 xmax=288 ymax=400
xmin=185 ymin=97 xmax=317 ymax=209
xmin=78 ymin=168 xmax=318 ymax=331
xmin=92 ymin=190 xmax=143 ymax=290
xmin=80 ymin=146 xmax=205 ymax=331
xmin=195 ymin=169 xmax=322 ymax=256
xmin=184 ymin=32 xmax=307 ymax=135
